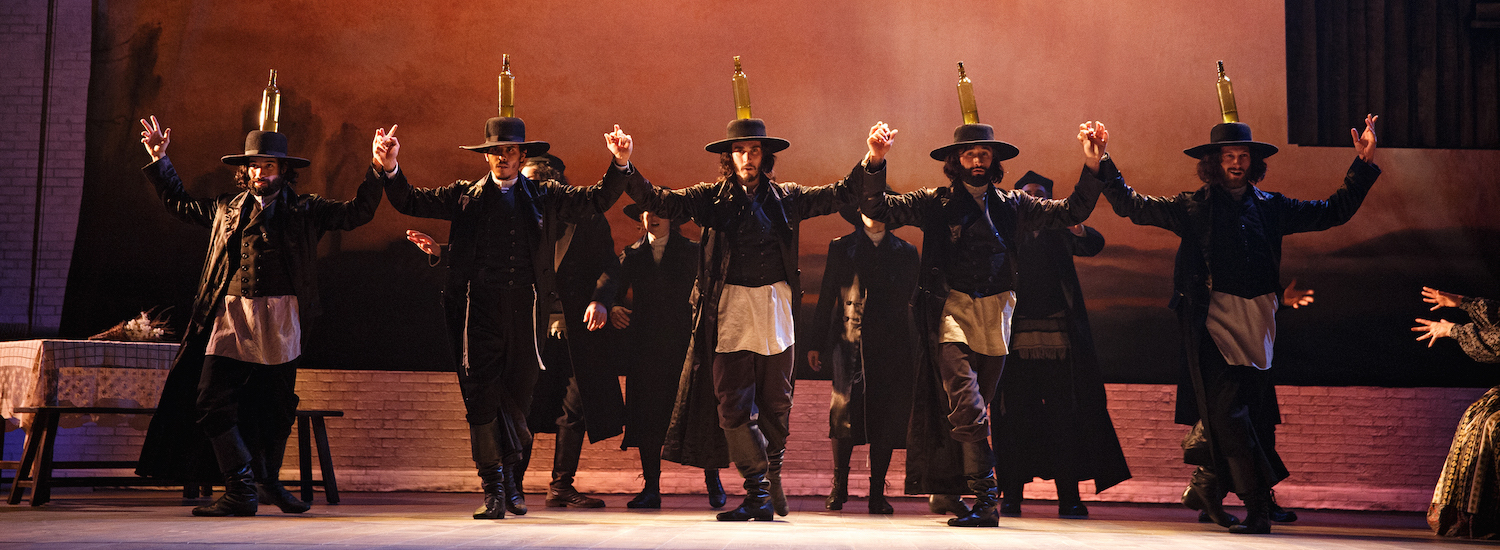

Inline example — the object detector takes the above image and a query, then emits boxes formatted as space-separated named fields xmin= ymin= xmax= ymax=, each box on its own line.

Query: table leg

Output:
xmin=7 ymin=418 xmax=44 ymax=505
xmin=312 ymin=416 xmax=338 ymax=504
xmin=32 ymin=412 xmax=60 ymax=506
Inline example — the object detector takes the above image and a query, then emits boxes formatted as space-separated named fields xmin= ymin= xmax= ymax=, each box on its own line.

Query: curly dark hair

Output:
xmin=1196 ymin=149 xmax=1268 ymax=186
xmin=941 ymin=147 xmax=1005 ymax=186
xmin=717 ymin=149 xmax=777 ymax=184
xmin=522 ymin=157 xmax=567 ymax=185
xmin=233 ymin=160 xmax=299 ymax=191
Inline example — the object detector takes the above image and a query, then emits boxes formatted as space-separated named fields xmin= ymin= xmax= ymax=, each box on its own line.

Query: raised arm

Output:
xmin=139 ymin=116 xmax=215 ymax=227
xmin=306 ymin=126 xmax=394 ymax=231
xmin=1066 ymin=225 xmax=1105 ymax=257
xmin=550 ymin=126 xmax=640 ymax=224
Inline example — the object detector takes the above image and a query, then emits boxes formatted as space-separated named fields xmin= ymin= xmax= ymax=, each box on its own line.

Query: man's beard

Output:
xmin=961 ymin=171 xmax=991 ymax=189
xmin=251 ymin=176 xmax=285 ymax=197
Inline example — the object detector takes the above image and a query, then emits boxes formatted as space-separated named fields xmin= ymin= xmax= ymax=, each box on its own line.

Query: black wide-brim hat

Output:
xmin=461 ymin=117 xmax=550 ymax=156
xmin=1012 ymin=170 xmax=1053 ymax=191
xmin=929 ymin=123 xmax=1020 ymax=161
xmin=1183 ymin=122 xmax=1279 ymax=159
xmin=838 ymin=185 xmax=903 ymax=230
xmin=623 ymin=201 xmax=691 ymax=225
xmin=704 ymin=118 xmax=791 ymax=154
xmin=220 ymin=130 xmax=311 ymax=168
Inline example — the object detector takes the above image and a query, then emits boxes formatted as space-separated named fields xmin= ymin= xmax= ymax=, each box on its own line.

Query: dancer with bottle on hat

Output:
xmin=384 ymin=60 xmax=642 ymax=520
xmin=858 ymin=63 xmax=1109 ymax=528
xmin=1095 ymin=62 xmax=1379 ymax=534
xmin=134 ymin=72 xmax=387 ymax=517
xmin=622 ymin=57 xmax=881 ymax=522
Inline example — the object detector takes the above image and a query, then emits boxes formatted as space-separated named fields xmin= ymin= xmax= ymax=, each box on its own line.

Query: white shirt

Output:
xmin=647 ymin=232 xmax=668 ymax=264
xmin=939 ymin=290 xmax=1016 ymax=357
xmin=206 ymin=295 xmax=301 ymax=365
xmin=1205 ymin=291 xmax=1279 ymax=370
xmin=715 ymin=281 xmax=796 ymax=355
xmin=864 ymin=228 xmax=886 ymax=247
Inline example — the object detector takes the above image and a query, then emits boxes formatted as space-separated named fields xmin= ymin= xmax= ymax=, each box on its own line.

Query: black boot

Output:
xmin=999 ymin=479 xmax=1023 ymax=517
xmin=825 ymin=467 xmax=849 ymax=511
xmin=254 ymin=435 xmax=310 ymax=514
xmin=767 ymin=448 xmax=788 ymax=517
xmin=192 ymin=428 xmax=258 ymax=517
xmin=1228 ymin=490 xmax=1272 ymax=534
xmin=1056 ymin=478 xmax=1087 ymax=519
xmin=1269 ymin=490 xmax=1297 ymax=522
xmin=1182 ymin=466 xmax=1239 ymax=527
xmin=929 ymin=494 xmax=970 ymax=517
xmin=505 ymin=462 xmax=528 ymax=515
xmin=717 ymin=473 xmax=775 ymax=521
xmin=705 ymin=469 xmax=727 ymax=509
xmin=470 ymin=421 xmax=506 ymax=520
xmin=719 ymin=426 xmax=774 ymax=521
xmin=546 ymin=427 xmax=604 ymax=508
xmin=948 ymin=440 xmax=999 ymax=527
xmin=867 ymin=476 xmax=893 ymax=515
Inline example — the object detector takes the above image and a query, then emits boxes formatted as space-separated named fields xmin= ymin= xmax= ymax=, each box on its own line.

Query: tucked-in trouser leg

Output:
xmin=456 ymin=283 xmax=541 ymax=466
xmin=712 ymin=349 xmax=794 ymax=476
xmin=1198 ymin=336 xmax=1277 ymax=496
xmin=936 ymin=343 xmax=1005 ymax=443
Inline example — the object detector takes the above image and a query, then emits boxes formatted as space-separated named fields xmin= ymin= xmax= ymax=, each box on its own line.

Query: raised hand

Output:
xmin=1412 ymin=318 xmax=1456 ymax=347
xmin=1078 ymin=121 xmax=1108 ymax=174
xmin=584 ymin=301 xmax=609 ymax=331
xmin=1282 ymin=278 xmax=1315 ymax=309
xmin=406 ymin=229 xmax=441 ymax=257
xmin=604 ymin=125 xmax=632 ymax=165
xmin=372 ymin=125 xmax=400 ymax=172
xmin=866 ymin=121 xmax=898 ymax=164
xmin=1422 ymin=286 xmax=1463 ymax=311
xmin=140 ymin=115 xmax=171 ymax=161
xmin=610 ymin=306 xmax=632 ymax=329
xmin=1352 ymin=114 xmax=1378 ymax=164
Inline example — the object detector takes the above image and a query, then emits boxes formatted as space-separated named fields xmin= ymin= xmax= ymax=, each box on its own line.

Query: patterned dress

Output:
xmin=1430 ymin=296 xmax=1500 ymax=538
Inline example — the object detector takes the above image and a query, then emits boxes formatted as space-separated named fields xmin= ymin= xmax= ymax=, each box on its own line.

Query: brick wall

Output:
xmin=7 ymin=371 xmax=1482 ymax=513
xmin=0 ymin=0 xmax=91 ymax=337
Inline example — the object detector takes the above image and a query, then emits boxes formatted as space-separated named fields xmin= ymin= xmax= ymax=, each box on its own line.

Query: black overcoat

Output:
xmin=859 ymin=163 xmax=1104 ymax=495
xmin=626 ymin=162 xmax=868 ymax=469
xmin=607 ymin=231 xmax=699 ymax=449
xmin=994 ymin=225 xmax=1132 ymax=492
xmin=807 ymin=229 xmax=919 ymax=448
xmin=137 ymin=158 xmax=384 ymax=480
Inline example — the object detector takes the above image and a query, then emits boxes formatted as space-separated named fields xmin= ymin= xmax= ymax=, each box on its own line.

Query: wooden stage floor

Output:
xmin=0 ymin=490 xmax=1480 ymax=549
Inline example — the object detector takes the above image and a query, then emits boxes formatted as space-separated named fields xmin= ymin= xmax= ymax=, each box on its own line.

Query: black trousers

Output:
xmin=452 ymin=282 xmax=541 ymax=463
xmin=196 ymin=354 xmax=299 ymax=475
xmin=712 ymin=348 xmax=795 ymax=459
xmin=1197 ymin=335 xmax=1282 ymax=495
xmin=936 ymin=342 xmax=1005 ymax=443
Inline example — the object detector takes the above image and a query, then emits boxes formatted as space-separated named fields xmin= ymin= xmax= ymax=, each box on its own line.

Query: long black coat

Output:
xmin=994 ymin=225 xmax=1131 ymax=492
xmin=807 ymin=229 xmax=919 ymax=448
xmin=606 ymin=231 xmax=699 ymax=450
xmin=1097 ymin=157 xmax=1380 ymax=428
xmin=137 ymin=158 xmax=384 ymax=480
xmin=859 ymin=164 xmax=1104 ymax=495
xmin=526 ymin=214 xmax=627 ymax=443
xmin=626 ymin=162 xmax=868 ymax=469
xmin=383 ymin=164 xmax=635 ymax=453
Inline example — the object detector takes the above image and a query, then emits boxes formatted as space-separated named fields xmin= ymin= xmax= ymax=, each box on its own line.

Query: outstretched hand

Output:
xmin=406 ymin=230 xmax=441 ymax=257
xmin=605 ymin=125 xmax=632 ymax=165
xmin=584 ymin=302 xmax=609 ymax=331
xmin=1413 ymin=318 xmax=1456 ymax=347
xmin=1422 ymin=286 xmax=1463 ymax=311
xmin=866 ymin=121 xmax=897 ymax=164
xmin=140 ymin=115 xmax=170 ymax=161
xmin=1282 ymin=278 xmax=1315 ymax=309
xmin=373 ymin=125 xmax=400 ymax=172
xmin=1078 ymin=121 xmax=1108 ymax=174
xmin=1352 ymin=114 xmax=1378 ymax=164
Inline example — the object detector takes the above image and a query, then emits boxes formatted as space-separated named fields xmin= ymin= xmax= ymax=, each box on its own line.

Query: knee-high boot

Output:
xmin=1182 ymin=466 xmax=1239 ymax=527
xmin=825 ymin=439 xmax=852 ymax=511
xmin=547 ymin=427 xmax=605 ymax=508
xmin=767 ymin=448 xmax=789 ymax=517
xmin=507 ymin=441 xmax=530 ymax=515
xmin=254 ymin=434 xmax=310 ymax=513
xmin=717 ymin=427 xmax=774 ymax=521
xmin=1229 ymin=490 xmax=1272 ymax=534
xmin=192 ymin=428 xmax=258 ymax=517
xmin=705 ymin=468 xmax=727 ymax=509
xmin=948 ymin=439 xmax=999 ymax=528
xmin=470 ymin=421 xmax=506 ymax=520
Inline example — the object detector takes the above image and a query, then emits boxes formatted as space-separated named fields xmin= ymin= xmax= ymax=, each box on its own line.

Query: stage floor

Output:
xmin=0 ymin=490 xmax=1475 ymax=549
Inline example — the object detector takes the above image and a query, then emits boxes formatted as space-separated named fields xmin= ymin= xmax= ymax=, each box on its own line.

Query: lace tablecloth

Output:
xmin=0 ymin=339 xmax=177 ymax=429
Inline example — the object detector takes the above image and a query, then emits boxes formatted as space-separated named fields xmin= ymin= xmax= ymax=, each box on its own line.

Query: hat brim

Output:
xmin=1183 ymin=141 xmax=1279 ymax=159
xmin=704 ymin=136 xmax=791 ymax=154
xmin=461 ymin=141 xmax=551 ymax=157
xmin=929 ymin=140 xmax=1020 ymax=162
xmin=220 ymin=154 xmax=311 ymax=169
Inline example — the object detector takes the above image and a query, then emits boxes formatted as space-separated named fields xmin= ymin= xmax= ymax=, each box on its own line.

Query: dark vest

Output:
xmin=227 ymin=199 xmax=295 ymax=298
xmin=1014 ymin=230 xmax=1068 ymax=317
xmin=1208 ymin=187 xmax=1278 ymax=299
xmin=725 ymin=185 xmax=788 ymax=287
xmin=946 ymin=192 xmax=1012 ymax=298
xmin=472 ymin=184 xmax=538 ymax=289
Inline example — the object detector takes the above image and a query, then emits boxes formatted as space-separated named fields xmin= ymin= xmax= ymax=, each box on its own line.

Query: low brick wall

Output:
xmin=3 ymin=369 xmax=1480 ymax=512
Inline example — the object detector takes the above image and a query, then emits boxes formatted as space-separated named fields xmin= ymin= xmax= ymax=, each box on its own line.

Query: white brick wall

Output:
xmin=0 ymin=0 xmax=91 ymax=336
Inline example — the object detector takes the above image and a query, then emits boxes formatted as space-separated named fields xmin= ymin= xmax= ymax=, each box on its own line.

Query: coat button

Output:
xmin=242 ymin=253 xmax=249 ymax=258
xmin=241 ymin=277 xmax=248 ymax=283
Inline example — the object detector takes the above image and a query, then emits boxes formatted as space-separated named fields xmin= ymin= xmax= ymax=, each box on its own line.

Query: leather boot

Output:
xmin=546 ymin=427 xmax=604 ymax=508
xmin=254 ymin=434 xmax=310 ymax=514
xmin=928 ymin=494 xmax=970 ymax=517
xmin=1056 ymin=478 xmax=1088 ymax=519
xmin=767 ymin=448 xmax=788 ymax=516
xmin=192 ymin=428 xmax=258 ymax=517
xmin=1228 ymin=490 xmax=1272 ymax=534
xmin=1269 ymin=490 xmax=1297 ymax=522
xmin=867 ymin=476 xmax=893 ymax=515
xmin=705 ymin=469 xmax=727 ymax=509
xmin=1183 ymin=466 xmax=1239 ymax=527
xmin=948 ymin=440 xmax=999 ymax=527
xmin=470 ymin=421 xmax=506 ymax=520
xmin=719 ymin=426 xmax=774 ymax=521
xmin=825 ymin=467 xmax=849 ymax=511
xmin=505 ymin=463 xmax=528 ymax=515
xmin=999 ymin=479 xmax=1023 ymax=517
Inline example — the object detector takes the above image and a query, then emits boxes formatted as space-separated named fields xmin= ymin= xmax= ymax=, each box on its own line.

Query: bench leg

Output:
xmin=32 ymin=412 xmax=60 ymax=506
xmin=7 ymin=416 xmax=45 ymax=505
xmin=312 ymin=416 xmax=338 ymax=504
xmin=298 ymin=415 xmax=313 ymax=504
